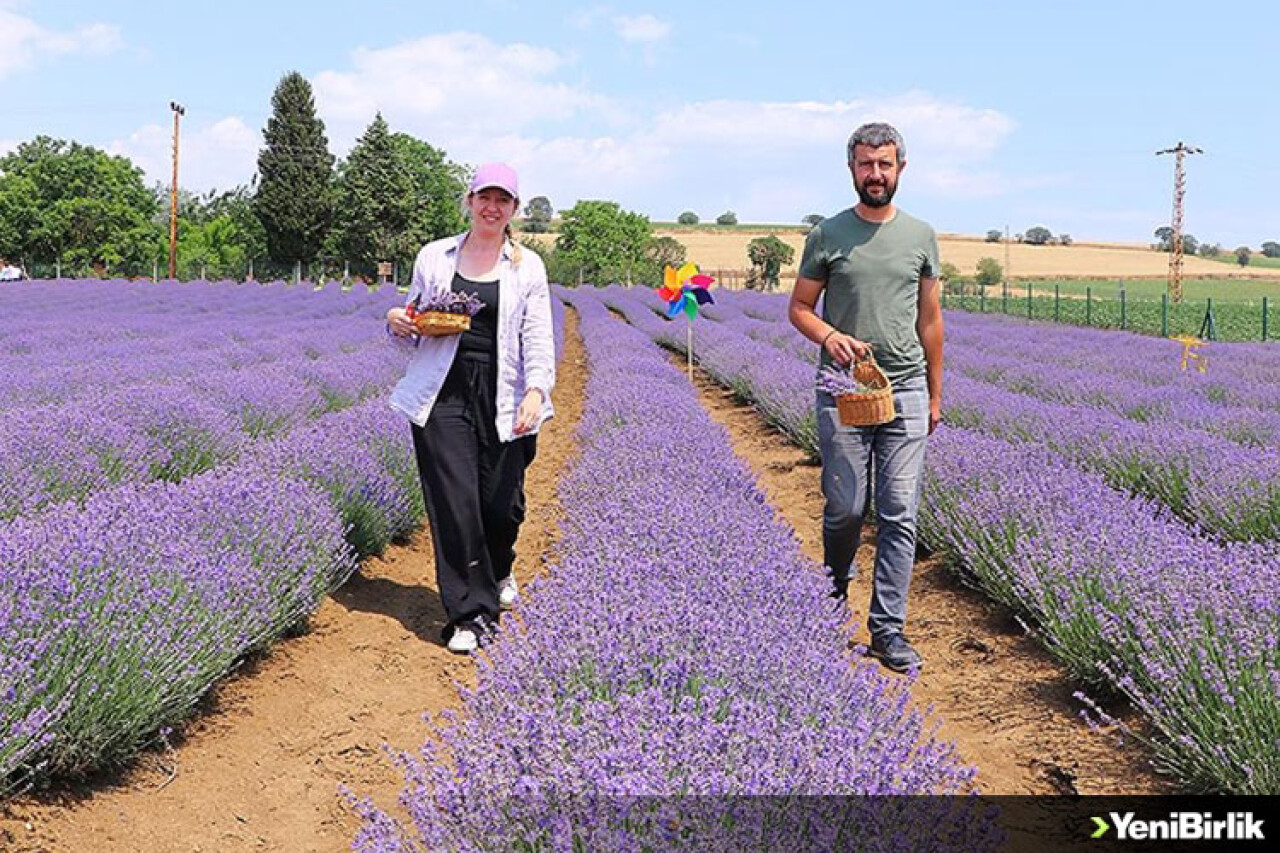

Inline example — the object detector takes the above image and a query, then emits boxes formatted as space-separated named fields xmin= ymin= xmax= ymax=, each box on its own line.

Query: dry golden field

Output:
xmin=652 ymin=228 xmax=1280 ymax=284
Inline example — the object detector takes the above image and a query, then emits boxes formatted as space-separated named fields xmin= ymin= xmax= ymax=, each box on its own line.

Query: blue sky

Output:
xmin=4 ymin=0 xmax=1277 ymax=248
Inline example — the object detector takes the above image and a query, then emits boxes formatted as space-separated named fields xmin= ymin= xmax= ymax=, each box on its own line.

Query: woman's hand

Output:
xmin=387 ymin=306 xmax=418 ymax=337
xmin=514 ymin=388 xmax=544 ymax=435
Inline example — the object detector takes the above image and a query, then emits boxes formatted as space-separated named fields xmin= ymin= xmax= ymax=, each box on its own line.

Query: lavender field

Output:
xmin=603 ymin=284 xmax=1280 ymax=795
xmin=0 ymin=278 xmax=426 ymax=788
xmin=4 ymin=275 xmax=1276 ymax=844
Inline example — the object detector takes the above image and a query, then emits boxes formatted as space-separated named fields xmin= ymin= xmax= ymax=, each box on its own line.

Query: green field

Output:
xmin=1017 ymin=277 xmax=1280 ymax=303
xmin=943 ymin=280 xmax=1279 ymax=342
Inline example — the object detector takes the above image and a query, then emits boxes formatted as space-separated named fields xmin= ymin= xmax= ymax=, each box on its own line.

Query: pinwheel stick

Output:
xmin=687 ymin=317 xmax=693 ymax=380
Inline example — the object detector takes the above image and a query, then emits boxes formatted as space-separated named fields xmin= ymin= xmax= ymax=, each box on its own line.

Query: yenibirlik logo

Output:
xmin=1091 ymin=811 xmax=1265 ymax=842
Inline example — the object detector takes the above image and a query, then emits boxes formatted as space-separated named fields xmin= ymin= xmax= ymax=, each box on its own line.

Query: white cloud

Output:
xmin=0 ymin=9 xmax=122 ymax=80
xmin=103 ymin=34 xmax=1027 ymax=226
xmin=612 ymin=13 xmax=671 ymax=43
xmin=109 ymin=117 xmax=259 ymax=193
xmin=311 ymin=32 xmax=615 ymax=150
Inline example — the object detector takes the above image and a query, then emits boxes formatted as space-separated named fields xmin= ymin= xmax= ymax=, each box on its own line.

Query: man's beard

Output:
xmin=856 ymin=177 xmax=897 ymax=208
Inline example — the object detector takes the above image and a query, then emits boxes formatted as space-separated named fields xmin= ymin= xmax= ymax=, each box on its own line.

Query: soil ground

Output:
xmin=1 ymin=308 xmax=1176 ymax=853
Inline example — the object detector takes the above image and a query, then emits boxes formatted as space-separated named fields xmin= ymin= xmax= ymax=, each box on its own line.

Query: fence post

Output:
xmin=979 ymin=284 xmax=986 ymax=313
xmin=1161 ymin=293 xmax=1169 ymax=337
xmin=1264 ymin=297 xmax=1270 ymax=341
xmin=1120 ymin=288 xmax=1127 ymax=330
xmin=1086 ymin=286 xmax=1092 ymax=326
xmin=1054 ymin=284 xmax=1060 ymax=323
xmin=1026 ymin=281 xmax=1032 ymax=318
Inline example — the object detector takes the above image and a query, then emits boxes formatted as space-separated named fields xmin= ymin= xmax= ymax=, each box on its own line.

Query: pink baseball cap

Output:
xmin=469 ymin=162 xmax=519 ymax=198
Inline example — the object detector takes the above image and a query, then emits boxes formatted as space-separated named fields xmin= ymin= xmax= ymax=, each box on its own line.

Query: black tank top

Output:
xmin=451 ymin=272 xmax=498 ymax=360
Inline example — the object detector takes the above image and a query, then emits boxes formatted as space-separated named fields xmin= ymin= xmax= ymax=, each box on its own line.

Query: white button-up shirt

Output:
xmin=388 ymin=233 xmax=556 ymax=440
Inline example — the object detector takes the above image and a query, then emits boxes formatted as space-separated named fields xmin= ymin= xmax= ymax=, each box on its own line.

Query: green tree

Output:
xmin=553 ymin=200 xmax=654 ymax=285
xmin=1154 ymin=226 xmax=1174 ymax=251
xmin=390 ymin=132 xmax=468 ymax=252
xmin=745 ymin=234 xmax=795 ymax=291
xmin=328 ymin=113 xmax=416 ymax=276
xmin=1261 ymin=241 xmax=1280 ymax=258
xmin=1023 ymin=225 xmax=1052 ymax=246
xmin=939 ymin=260 xmax=966 ymax=295
xmin=1198 ymin=242 xmax=1222 ymax=258
xmin=975 ymin=257 xmax=1003 ymax=288
xmin=646 ymin=235 xmax=686 ymax=270
xmin=254 ymin=71 xmax=335 ymax=269
xmin=716 ymin=210 xmax=738 ymax=226
xmin=523 ymin=196 xmax=554 ymax=233
xmin=0 ymin=136 xmax=162 ymax=276
xmin=1235 ymin=246 xmax=1252 ymax=266
xmin=677 ymin=210 xmax=699 ymax=225
xmin=1181 ymin=234 xmax=1198 ymax=256
xmin=802 ymin=214 xmax=825 ymax=228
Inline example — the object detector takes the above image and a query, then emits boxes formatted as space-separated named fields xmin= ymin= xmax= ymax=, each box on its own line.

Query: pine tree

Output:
xmin=254 ymin=71 xmax=335 ymax=268
xmin=330 ymin=113 xmax=415 ymax=270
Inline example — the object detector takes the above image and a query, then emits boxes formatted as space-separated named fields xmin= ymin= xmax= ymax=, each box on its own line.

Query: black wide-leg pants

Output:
xmin=411 ymin=354 xmax=537 ymax=633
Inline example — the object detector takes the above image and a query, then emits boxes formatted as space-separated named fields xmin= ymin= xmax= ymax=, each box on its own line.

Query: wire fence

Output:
xmin=942 ymin=282 xmax=1277 ymax=342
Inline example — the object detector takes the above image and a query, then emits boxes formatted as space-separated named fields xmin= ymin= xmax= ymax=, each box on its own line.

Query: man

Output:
xmin=788 ymin=122 xmax=944 ymax=673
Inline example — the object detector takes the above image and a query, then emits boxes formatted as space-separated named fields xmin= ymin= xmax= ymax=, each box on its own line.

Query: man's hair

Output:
xmin=846 ymin=122 xmax=906 ymax=164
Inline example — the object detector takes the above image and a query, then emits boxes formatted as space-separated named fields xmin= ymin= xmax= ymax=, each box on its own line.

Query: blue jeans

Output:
xmin=817 ymin=374 xmax=930 ymax=641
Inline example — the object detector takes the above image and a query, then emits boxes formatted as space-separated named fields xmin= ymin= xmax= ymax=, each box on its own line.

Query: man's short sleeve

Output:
xmin=798 ymin=225 xmax=827 ymax=280
xmin=921 ymin=227 xmax=940 ymax=279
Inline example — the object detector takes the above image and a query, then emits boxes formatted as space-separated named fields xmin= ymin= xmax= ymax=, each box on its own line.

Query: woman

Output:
xmin=386 ymin=162 xmax=556 ymax=654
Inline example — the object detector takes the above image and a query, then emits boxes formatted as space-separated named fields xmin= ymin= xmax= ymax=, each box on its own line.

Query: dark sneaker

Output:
xmin=826 ymin=565 xmax=851 ymax=602
xmin=869 ymin=633 xmax=923 ymax=673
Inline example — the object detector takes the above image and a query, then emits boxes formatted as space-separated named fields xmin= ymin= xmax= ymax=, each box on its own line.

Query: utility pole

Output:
xmin=1156 ymin=141 xmax=1202 ymax=304
xmin=168 ymin=101 xmax=185 ymax=279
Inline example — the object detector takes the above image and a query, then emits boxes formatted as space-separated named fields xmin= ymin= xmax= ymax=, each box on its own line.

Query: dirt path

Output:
xmin=0 ymin=311 xmax=587 ymax=853
xmin=687 ymin=370 xmax=1176 ymax=797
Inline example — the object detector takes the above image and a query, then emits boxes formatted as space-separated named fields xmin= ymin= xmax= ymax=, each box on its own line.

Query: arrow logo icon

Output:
xmin=1091 ymin=816 xmax=1111 ymax=838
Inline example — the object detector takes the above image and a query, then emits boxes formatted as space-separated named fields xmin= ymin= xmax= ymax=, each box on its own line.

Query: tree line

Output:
xmin=0 ymin=71 xmax=468 ymax=281
xmin=0 ymin=69 xmax=803 ymax=288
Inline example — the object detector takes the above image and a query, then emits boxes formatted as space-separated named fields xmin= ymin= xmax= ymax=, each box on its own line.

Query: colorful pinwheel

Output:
xmin=658 ymin=263 xmax=715 ymax=319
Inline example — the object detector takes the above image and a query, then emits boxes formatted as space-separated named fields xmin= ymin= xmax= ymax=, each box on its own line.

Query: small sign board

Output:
xmin=377 ymin=261 xmax=393 ymax=278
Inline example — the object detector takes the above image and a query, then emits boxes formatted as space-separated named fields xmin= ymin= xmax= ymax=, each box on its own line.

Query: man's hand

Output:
xmin=928 ymin=398 xmax=942 ymax=434
xmin=823 ymin=331 xmax=872 ymax=367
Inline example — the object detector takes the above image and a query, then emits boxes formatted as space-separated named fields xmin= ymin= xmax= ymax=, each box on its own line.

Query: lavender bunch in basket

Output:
xmin=417 ymin=290 xmax=484 ymax=316
xmin=817 ymin=364 xmax=877 ymax=395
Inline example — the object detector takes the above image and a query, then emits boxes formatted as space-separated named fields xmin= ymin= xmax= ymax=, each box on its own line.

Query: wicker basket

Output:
xmin=413 ymin=310 xmax=472 ymax=337
xmin=835 ymin=356 xmax=895 ymax=426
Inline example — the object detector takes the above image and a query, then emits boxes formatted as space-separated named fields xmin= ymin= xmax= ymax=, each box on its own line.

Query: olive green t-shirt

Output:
xmin=799 ymin=207 xmax=938 ymax=386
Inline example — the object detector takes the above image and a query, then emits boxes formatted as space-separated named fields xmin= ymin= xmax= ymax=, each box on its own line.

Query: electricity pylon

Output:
xmin=1156 ymin=141 xmax=1202 ymax=304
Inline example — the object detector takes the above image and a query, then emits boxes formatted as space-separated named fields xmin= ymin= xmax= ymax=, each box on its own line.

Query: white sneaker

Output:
xmin=498 ymin=576 xmax=519 ymax=610
xmin=446 ymin=626 xmax=478 ymax=654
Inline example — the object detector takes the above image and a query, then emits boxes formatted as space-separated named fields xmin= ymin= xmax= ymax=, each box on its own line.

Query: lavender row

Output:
xmin=599 ymin=286 xmax=820 ymax=456
xmin=607 ymin=286 xmax=1280 ymax=792
xmin=350 ymin=288 xmax=996 ymax=852
xmin=711 ymin=288 xmax=1280 ymax=420
xmin=0 ymin=396 xmax=425 ymax=789
xmin=0 ymin=342 xmax=405 ymax=521
xmin=697 ymin=291 xmax=1280 ymax=543
xmin=942 ymin=370 xmax=1280 ymax=542
xmin=921 ymin=427 xmax=1280 ymax=793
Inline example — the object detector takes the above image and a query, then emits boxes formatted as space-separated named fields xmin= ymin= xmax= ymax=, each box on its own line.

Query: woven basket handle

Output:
xmin=851 ymin=352 xmax=890 ymax=389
